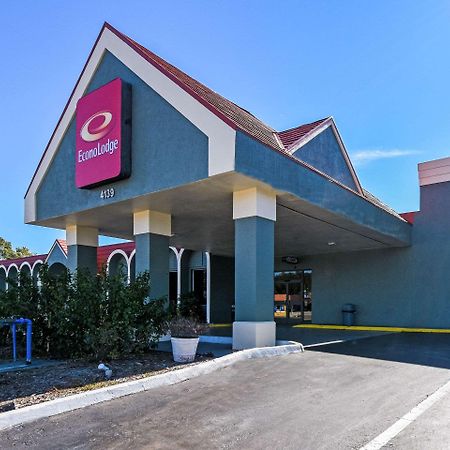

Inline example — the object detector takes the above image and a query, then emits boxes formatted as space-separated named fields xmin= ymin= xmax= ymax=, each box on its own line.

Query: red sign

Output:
xmin=75 ymin=78 xmax=131 ymax=189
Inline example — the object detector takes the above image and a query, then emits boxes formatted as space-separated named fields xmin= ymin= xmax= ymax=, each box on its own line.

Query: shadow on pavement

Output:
xmin=307 ymin=332 xmax=450 ymax=369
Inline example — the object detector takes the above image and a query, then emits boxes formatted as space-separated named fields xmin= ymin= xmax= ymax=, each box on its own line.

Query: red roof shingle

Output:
xmin=278 ymin=118 xmax=330 ymax=150
xmin=56 ymin=239 xmax=68 ymax=255
xmin=107 ymin=23 xmax=284 ymax=152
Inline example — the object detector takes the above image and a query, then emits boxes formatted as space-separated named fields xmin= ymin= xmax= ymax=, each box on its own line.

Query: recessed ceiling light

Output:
xmin=328 ymin=241 xmax=336 ymax=246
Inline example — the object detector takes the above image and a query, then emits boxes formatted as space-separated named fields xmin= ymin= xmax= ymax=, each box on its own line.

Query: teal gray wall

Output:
xmin=210 ymin=255 xmax=235 ymax=323
xmin=235 ymin=131 xmax=411 ymax=245
xmin=135 ymin=233 xmax=169 ymax=300
xmin=283 ymin=182 xmax=450 ymax=328
xmin=67 ymin=245 xmax=97 ymax=274
xmin=235 ymin=217 xmax=274 ymax=322
xmin=292 ymin=126 xmax=357 ymax=191
xmin=36 ymin=51 xmax=208 ymax=221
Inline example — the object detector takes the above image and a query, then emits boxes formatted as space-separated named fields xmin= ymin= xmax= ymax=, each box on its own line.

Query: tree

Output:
xmin=0 ymin=237 xmax=34 ymax=260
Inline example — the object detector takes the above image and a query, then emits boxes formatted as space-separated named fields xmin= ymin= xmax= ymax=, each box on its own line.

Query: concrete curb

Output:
xmin=0 ymin=342 xmax=304 ymax=431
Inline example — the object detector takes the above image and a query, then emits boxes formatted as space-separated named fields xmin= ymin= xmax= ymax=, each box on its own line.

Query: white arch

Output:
xmin=6 ymin=263 xmax=19 ymax=290
xmin=32 ymin=259 xmax=44 ymax=273
xmin=0 ymin=265 xmax=6 ymax=274
xmin=6 ymin=263 xmax=19 ymax=277
xmin=106 ymin=249 xmax=130 ymax=281
xmin=176 ymin=249 xmax=210 ymax=323
xmin=128 ymin=249 xmax=136 ymax=284
xmin=31 ymin=260 xmax=44 ymax=288
xmin=19 ymin=261 xmax=32 ymax=273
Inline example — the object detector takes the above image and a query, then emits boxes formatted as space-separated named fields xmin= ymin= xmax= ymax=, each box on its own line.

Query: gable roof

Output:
xmin=111 ymin=24 xmax=283 ymax=152
xmin=25 ymin=22 xmax=405 ymax=223
xmin=44 ymin=238 xmax=68 ymax=264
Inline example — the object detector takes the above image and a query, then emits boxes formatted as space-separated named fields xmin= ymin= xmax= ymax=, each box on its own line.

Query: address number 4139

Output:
xmin=100 ymin=188 xmax=115 ymax=199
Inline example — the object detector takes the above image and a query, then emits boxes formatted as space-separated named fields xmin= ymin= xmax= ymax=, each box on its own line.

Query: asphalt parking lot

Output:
xmin=1 ymin=333 xmax=450 ymax=449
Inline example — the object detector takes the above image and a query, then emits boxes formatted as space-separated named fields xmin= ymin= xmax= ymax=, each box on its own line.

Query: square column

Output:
xmin=66 ymin=225 xmax=98 ymax=274
xmin=233 ymin=187 xmax=276 ymax=350
xmin=133 ymin=210 xmax=171 ymax=300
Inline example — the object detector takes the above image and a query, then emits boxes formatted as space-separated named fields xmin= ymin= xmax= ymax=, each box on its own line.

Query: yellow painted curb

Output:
xmin=209 ymin=323 xmax=232 ymax=328
xmin=293 ymin=324 xmax=450 ymax=333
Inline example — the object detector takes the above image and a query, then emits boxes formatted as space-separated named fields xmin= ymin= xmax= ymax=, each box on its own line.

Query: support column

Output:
xmin=133 ymin=210 xmax=171 ymax=300
xmin=66 ymin=225 xmax=98 ymax=274
xmin=232 ymin=187 xmax=276 ymax=350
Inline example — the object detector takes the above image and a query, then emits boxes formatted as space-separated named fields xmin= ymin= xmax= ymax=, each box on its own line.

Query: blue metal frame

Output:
xmin=0 ymin=318 xmax=32 ymax=364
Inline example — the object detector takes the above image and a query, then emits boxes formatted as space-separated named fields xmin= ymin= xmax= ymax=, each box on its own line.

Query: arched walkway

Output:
xmin=19 ymin=262 xmax=32 ymax=281
xmin=107 ymin=250 xmax=129 ymax=279
xmin=178 ymin=250 xmax=210 ymax=323
xmin=32 ymin=261 xmax=43 ymax=286
xmin=7 ymin=265 xmax=18 ymax=287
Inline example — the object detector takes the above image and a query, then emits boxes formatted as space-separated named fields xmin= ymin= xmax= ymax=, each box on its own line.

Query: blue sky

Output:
xmin=1 ymin=1 xmax=450 ymax=254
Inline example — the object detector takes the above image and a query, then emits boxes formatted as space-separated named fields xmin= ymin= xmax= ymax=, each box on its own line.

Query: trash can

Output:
xmin=342 ymin=303 xmax=356 ymax=326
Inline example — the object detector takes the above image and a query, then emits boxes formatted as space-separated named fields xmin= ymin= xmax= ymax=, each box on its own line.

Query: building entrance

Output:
xmin=274 ymin=270 xmax=312 ymax=322
xmin=191 ymin=268 xmax=207 ymax=322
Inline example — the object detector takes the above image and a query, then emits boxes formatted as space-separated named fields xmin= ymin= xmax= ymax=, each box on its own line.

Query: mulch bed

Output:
xmin=0 ymin=351 xmax=212 ymax=412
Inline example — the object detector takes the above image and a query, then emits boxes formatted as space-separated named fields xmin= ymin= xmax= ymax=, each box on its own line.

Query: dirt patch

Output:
xmin=0 ymin=351 xmax=212 ymax=411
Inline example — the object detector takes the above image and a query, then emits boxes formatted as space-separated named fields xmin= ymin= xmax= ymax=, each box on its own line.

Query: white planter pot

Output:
xmin=171 ymin=337 xmax=199 ymax=363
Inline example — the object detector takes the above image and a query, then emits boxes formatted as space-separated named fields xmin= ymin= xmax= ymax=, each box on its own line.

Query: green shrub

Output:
xmin=0 ymin=266 xmax=169 ymax=359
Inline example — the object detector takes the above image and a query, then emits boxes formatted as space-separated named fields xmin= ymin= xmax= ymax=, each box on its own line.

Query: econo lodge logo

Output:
xmin=80 ymin=110 xmax=114 ymax=142
xmin=77 ymin=108 xmax=119 ymax=164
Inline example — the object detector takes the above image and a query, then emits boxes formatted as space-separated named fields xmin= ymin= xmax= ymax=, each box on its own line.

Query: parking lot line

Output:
xmin=359 ymin=376 xmax=450 ymax=450
xmin=295 ymin=324 xmax=450 ymax=333
xmin=303 ymin=340 xmax=345 ymax=348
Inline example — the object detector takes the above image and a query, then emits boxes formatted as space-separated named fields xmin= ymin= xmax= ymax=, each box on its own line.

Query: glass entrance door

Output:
xmin=191 ymin=269 xmax=207 ymax=322
xmin=274 ymin=270 xmax=312 ymax=322
xmin=287 ymin=281 xmax=303 ymax=320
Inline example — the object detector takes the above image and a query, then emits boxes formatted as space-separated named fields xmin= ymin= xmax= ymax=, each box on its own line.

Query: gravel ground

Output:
xmin=0 ymin=351 xmax=211 ymax=411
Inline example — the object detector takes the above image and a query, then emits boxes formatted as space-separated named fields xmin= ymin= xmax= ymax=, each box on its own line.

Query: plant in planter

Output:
xmin=168 ymin=317 xmax=209 ymax=363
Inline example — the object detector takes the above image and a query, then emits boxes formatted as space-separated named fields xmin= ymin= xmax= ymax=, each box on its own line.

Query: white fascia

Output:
xmin=25 ymin=27 xmax=236 ymax=223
